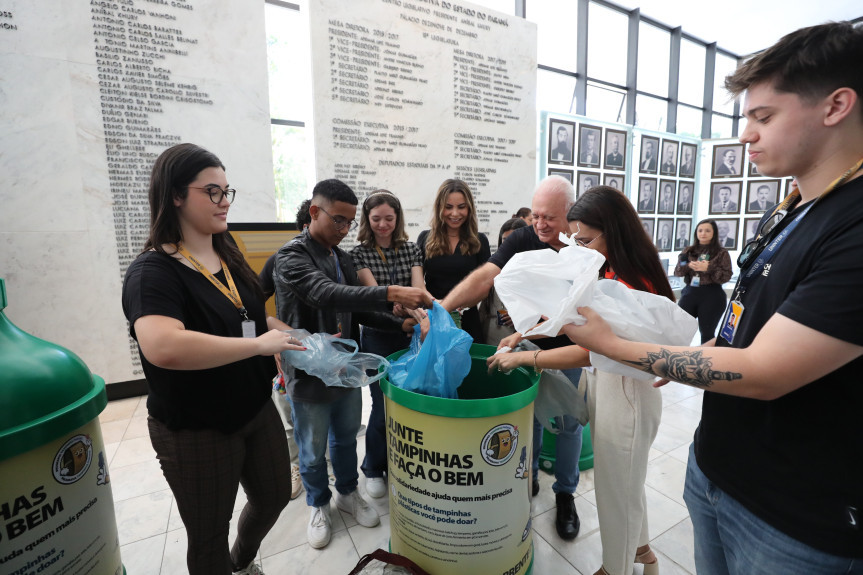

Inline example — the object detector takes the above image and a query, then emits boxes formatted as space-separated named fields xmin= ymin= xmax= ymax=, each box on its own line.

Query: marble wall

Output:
xmin=0 ymin=0 xmax=275 ymax=384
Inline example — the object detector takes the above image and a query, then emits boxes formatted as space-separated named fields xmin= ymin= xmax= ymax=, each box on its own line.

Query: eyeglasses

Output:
xmin=737 ymin=208 xmax=788 ymax=268
xmin=318 ymin=206 xmax=358 ymax=232
xmin=574 ymin=233 xmax=603 ymax=248
xmin=188 ymin=185 xmax=236 ymax=205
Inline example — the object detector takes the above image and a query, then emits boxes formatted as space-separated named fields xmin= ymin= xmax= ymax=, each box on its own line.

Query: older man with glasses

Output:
xmin=273 ymin=179 xmax=432 ymax=550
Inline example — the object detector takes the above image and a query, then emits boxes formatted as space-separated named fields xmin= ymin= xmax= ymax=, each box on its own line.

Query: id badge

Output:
xmin=241 ymin=319 xmax=257 ymax=339
xmin=718 ymin=300 xmax=744 ymax=344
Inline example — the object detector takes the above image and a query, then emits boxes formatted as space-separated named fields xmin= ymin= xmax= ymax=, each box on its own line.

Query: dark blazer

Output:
xmin=716 ymin=163 xmax=737 ymax=175
xmin=749 ymin=200 xmax=769 ymax=212
xmin=606 ymin=152 xmax=624 ymax=167
xmin=641 ymin=156 xmax=656 ymax=171
xmin=712 ymin=200 xmax=738 ymax=212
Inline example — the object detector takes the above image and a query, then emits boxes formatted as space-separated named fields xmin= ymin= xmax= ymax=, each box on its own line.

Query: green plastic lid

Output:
xmin=0 ymin=278 xmax=107 ymax=461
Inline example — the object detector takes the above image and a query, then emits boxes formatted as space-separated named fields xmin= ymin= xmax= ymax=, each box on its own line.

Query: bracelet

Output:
xmin=533 ymin=349 xmax=543 ymax=375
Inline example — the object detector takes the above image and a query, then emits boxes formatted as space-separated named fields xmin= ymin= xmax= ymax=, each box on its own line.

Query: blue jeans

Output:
xmin=359 ymin=326 xmax=411 ymax=479
xmin=684 ymin=443 xmax=863 ymax=575
xmin=289 ymin=389 xmax=363 ymax=508
xmin=531 ymin=367 xmax=583 ymax=494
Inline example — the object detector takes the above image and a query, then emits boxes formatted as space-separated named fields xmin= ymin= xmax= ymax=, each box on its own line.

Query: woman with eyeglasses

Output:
xmin=122 ymin=143 xmax=304 ymax=575
xmin=417 ymin=179 xmax=490 ymax=343
xmin=350 ymin=189 xmax=425 ymax=498
xmin=674 ymin=219 xmax=733 ymax=343
xmin=488 ymin=187 xmax=672 ymax=575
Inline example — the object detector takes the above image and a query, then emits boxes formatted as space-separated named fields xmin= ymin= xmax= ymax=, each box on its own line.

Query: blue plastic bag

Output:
xmin=388 ymin=302 xmax=473 ymax=398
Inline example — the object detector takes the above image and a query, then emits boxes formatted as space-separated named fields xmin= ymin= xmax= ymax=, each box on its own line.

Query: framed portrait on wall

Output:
xmin=713 ymin=218 xmax=739 ymax=250
xmin=746 ymin=179 xmax=781 ymax=213
xmin=659 ymin=139 xmax=679 ymax=176
xmin=604 ymin=129 xmax=627 ymax=171
xmin=712 ymin=143 xmax=744 ymax=178
xmin=577 ymin=124 xmax=603 ymax=167
xmin=655 ymin=218 xmax=675 ymax=252
xmin=709 ymin=181 xmax=742 ymax=214
xmin=603 ymin=173 xmax=625 ymax=192
xmin=784 ymin=178 xmax=796 ymax=199
xmin=743 ymin=217 xmax=761 ymax=246
xmin=576 ymin=170 xmax=601 ymax=197
xmin=547 ymin=168 xmax=574 ymax=183
xmin=640 ymin=218 xmax=655 ymax=242
xmin=657 ymin=179 xmax=677 ymax=214
xmin=748 ymin=161 xmax=762 ymax=177
xmin=679 ymin=142 xmax=697 ymax=178
xmin=638 ymin=135 xmax=660 ymax=174
xmin=674 ymin=219 xmax=691 ymax=250
xmin=548 ymin=119 xmax=575 ymax=165
xmin=676 ymin=182 xmax=694 ymax=215
xmin=636 ymin=177 xmax=658 ymax=214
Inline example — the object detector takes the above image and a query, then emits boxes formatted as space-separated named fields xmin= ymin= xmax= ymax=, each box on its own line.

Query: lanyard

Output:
xmin=733 ymin=157 xmax=863 ymax=300
xmin=374 ymin=245 xmax=399 ymax=285
xmin=331 ymin=248 xmax=342 ymax=284
xmin=176 ymin=243 xmax=249 ymax=321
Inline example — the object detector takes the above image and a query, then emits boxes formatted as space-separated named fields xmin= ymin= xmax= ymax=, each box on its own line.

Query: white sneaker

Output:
xmin=307 ymin=504 xmax=332 ymax=549
xmin=290 ymin=464 xmax=303 ymax=500
xmin=336 ymin=490 xmax=380 ymax=527
xmin=234 ymin=560 xmax=264 ymax=574
xmin=366 ymin=477 xmax=387 ymax=499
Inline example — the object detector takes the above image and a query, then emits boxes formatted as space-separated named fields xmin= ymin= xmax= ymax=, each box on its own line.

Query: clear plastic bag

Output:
xmin=515 ymin=341 xmax=589 ymax=432
xmin=388 ymin=302 xmax=473 ymax=398
xmin=279 ymin=329 xmax=390 ymax=388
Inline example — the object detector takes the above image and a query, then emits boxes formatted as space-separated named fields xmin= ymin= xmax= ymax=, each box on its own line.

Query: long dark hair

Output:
xmin=567 ymin=186 xmax=674 ymax=301
xmin=142 ymin=143 xmax=262 ymax=297
xmin=684 ymin=219 xmax=722 ymax=259
xmin=425 ymin=179 xmax=481 ymax=258
xmin=498 ymin=217 xmax=528 ymax=246
xmin=357 ymin=190 xmax=408 ymax=249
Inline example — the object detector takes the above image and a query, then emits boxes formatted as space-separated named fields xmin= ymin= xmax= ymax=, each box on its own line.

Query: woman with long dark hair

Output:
xmin=122 ymin=143 xmax=304 ymax=575
xmin=674 ymin=218 xmax=733 ymax=343
xmin=417 ymin=179 xmax=490 ymax=342
xmin=481 ymin=217 xmax=528 ymax=344
xmin=488 ymin=186 xmax=669 ymax=575
xmin=351 ymin=189 xmax=424 ymax=498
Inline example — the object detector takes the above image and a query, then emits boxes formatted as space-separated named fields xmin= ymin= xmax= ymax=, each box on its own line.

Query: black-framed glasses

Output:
xmin=188 ymin=185 xmax=236 ymax=205
xmin=318 ymin=206 xmax=358 ymax=232
xmin=737 ymin=208 xmax=788 ymax=268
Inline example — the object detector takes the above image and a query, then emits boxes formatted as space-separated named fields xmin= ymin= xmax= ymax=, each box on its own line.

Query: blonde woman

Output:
xmin=417 ymin=179 xmax=490 ymax=343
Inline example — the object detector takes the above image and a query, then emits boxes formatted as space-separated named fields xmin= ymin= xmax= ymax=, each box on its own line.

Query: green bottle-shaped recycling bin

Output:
xmin=0 ymin=278 xmax=124 ymax=574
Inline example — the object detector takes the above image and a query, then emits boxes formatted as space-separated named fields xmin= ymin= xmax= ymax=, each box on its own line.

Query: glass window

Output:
xmin=637 ymin=23 xmax=669 ymax=97
xmin=528 ymin=2 xmax=578 ymax=72
xmin=713 ymin=53 xmax=739 ymax=115
xmin=711 ymin=114 xmax=734 ymax=139
xmin=635 ymin=94 xmax=667 ymax=132
xmin=266 ymin=3 xmax=312 ymax=122
xmin=537 ymin=69 xmax=577 ymax=115
xmin=677 ymin=104 xmax=703 ymax=138
xmin=679 ymin=39 xmax=706 ymax=106
xmin=587 ymin=3 xmax=628 ymax=86
xmin=586 ymin=82 xmax=626 ymax=123
xmin=272 ymin=124 xmax=313 ymax=222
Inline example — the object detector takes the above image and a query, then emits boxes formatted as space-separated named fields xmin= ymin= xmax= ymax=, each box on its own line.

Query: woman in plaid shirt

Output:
xmin=350 ymin=190 xmax=425 ymax=498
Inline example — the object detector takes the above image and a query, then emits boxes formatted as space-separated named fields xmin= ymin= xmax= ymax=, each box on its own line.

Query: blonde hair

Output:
xmin=424 ymin=179 xmax=481 ymax=258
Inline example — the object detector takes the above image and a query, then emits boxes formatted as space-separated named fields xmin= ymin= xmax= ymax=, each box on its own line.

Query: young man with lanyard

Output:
xmin=438 ymin=175 xmax=585 ymax=541
xmin=563 ymin=22 xmax=863 ymax=574
xmin=273 ymin=179 xmax=433 ymax=549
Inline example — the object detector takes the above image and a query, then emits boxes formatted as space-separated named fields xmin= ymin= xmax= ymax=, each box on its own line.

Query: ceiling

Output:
xmin=611 ymin=0 xmax=862 ymax=56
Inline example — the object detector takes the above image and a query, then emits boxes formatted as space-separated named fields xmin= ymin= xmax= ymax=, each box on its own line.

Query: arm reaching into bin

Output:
xmin=486 ymin=344 xmax=590 ymax=373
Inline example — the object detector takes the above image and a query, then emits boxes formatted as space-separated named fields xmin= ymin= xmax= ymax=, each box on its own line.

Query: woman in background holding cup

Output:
xmin=674 ymin=218 xmax=733 ymax=343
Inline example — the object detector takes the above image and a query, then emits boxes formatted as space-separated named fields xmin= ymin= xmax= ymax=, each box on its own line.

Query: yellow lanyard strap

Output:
xmin=176 ymin=243 xmax=249 ymax=321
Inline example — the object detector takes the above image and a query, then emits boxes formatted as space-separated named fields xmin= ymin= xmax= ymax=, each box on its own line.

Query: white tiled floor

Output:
xmin=102 ymin=385 xmax=702 ymax=574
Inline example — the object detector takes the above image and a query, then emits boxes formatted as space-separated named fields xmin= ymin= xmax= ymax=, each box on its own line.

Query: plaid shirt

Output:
xmin=350 ymin=241 xmax=423 ymax=287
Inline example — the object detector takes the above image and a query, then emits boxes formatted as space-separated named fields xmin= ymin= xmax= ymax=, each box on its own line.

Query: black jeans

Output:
xmin=678 ymin=283 xmax=728 ymax=343
xmin=359 ymin=325 xmax=411 ymax=478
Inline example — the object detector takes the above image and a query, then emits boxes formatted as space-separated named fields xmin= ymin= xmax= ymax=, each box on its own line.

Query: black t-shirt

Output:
xmin=122 ymin=251 xmax=274 ymax=433
xmin=488 ymin=225 xmax=573 ymax=351
xmin=697 ymin=177 xmax=863 ymax=556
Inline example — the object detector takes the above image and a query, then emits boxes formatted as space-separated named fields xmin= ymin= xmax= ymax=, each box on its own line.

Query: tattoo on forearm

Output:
xmin=624 ymin=349 xmax=742 ymax=388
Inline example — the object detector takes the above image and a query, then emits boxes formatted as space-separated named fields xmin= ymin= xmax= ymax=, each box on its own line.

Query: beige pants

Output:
xmin=585 ymin=369 xmax=662 ymax=575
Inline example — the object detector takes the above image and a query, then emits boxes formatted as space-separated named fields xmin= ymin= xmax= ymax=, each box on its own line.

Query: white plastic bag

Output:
xmin=495 ymin=233 xmax=697 ymax=381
